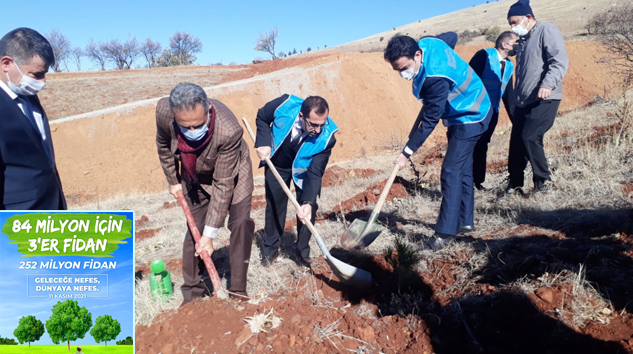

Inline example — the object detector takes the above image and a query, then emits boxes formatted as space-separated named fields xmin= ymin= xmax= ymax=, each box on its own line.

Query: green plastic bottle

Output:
xmin=149 ymin=259 xmax=173 ymax=300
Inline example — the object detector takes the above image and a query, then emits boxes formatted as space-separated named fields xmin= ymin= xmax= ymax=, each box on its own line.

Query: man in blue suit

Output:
xmin=469 ymin=31 xmax=518 ymax=191
xmin=0 ymin=28 xmax=66 ymax=210
xmin=384 ymin=33 xmax=492 ymax=250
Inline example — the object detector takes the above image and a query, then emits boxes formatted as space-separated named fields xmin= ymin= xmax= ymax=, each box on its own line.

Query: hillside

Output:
xmin=325 ymin=0 xmax=614 ymax=54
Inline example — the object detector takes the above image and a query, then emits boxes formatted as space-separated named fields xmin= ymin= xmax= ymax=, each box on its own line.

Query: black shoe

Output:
xmin=474 ymin=183 xmax=487 ymax=191
xmin=299 ymin=256 xmax=315 ymax=269
xmin=261 ymin=250 xmax=279 ymax=267
xmin=504 ymin=184 xmax=525 ymax=196
xmin=458 ymin=225 xmax=475 ymax=234
xmin=532 ymin=180 xmax=553 ymax=195
xmin=424 ymin=233 xmax=454 ymax=251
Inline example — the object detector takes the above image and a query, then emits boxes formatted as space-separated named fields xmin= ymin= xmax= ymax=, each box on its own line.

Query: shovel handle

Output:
xmin=175 ymin=190 xmax=226 ymax=298
xmin=367 ymin=163 xmax=400 ymax=224
xmin=242 ymin=117 xmax=330 ymax=255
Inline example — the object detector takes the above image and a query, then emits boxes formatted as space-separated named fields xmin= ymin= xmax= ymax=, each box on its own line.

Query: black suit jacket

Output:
xmin=254 ymin=94 xmax=336 ymax=205
xmin=0 ymin=88 xmax=66 ymax=210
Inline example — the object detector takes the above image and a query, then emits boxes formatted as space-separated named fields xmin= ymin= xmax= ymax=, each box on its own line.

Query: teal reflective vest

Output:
xmin=413 ymin=38 xmax=491 ymax=126
xmin=480 ymin=48 xmax=514 ymax=112
xmin=271 ymin=95 xmax=338 ymax=189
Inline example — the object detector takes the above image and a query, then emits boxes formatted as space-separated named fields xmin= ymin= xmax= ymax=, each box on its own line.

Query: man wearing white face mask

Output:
xmin=0 ymin=27 xmax=66 ymax=210
xmin=384 ymin=33 xmax=492 ymax=250
xmin=506 ymin=0 xmax=569 ymax=195
xmin=156 ymin=83 xmax=255 ymax=304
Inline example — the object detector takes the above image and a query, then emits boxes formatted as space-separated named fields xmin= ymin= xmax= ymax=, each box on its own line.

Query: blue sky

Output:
xmin=1 ymin=0 xmax=499 ymax=70
xmin=0 ymin=211 xmax=134 ymax=346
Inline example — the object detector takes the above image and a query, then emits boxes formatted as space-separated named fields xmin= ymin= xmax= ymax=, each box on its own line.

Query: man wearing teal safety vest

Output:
xmin=384 ymin=33 xmax=492 ymax=250
xmin=469 ymin=31 xmax=518 ymax=191
xmin=254 ymin=94 xmax=337 ymax=267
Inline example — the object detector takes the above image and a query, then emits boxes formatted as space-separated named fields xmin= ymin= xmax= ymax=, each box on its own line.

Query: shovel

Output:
xmin=176 ymin=190 xmax=228 ymax=299
xmin=242 ymin=117 xmax=374 ymax=290
xmin=340 ymin=163 xmax=400 ymax=250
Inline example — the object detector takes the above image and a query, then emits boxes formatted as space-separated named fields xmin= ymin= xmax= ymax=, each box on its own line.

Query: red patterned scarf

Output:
xmin=176 ymin=106 xmax=216 ymax=184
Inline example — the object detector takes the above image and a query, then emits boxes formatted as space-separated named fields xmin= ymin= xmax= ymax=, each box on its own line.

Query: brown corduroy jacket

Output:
xmin=155 ymin=97 xmax=253 ymax=228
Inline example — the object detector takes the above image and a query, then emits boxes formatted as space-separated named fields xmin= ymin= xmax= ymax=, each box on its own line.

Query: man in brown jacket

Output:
xmin=156 ymin=83 xmax=254 ymax=304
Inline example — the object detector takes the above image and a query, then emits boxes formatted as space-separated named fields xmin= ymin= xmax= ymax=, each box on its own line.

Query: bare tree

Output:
xmin=140 ymin=38 xmax=162 ymax=68
xmin=46 ymin=29 xmax=72 ymax=72
xmin=71 ymin=47 xmax=83 ymax=71
xmin=588 ymin=1 xmax=633 ymax=85
xmin=255 ymin=26 xmax=279 ymax=59
xmin=85 ymin=39 xmax=107 ymax=71
xmin=100 ymin=37 xmax=139 ymax=70
xmin=168 ymin=32 xmax=202 ymax=65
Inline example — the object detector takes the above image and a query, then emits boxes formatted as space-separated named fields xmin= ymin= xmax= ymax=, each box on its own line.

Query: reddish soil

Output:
xmin=136 ymin=256 xmax=434 ymax=354
xmin=621 ymin=181 xmax=633 ymax=198
xmin=163 ymin=201 xmax=178 ymax=209
xmin=251 ymin=194 xmax=266 ymax=210
xmin=136 ymin=227 xmax=162 ymax=242
xmin=135 ymin=214 xmax=149 ymax=228
xmin=331 ymin=180 xmax=409 ymax=214
xmin=321 ymin=166 xmax=378 ymax=187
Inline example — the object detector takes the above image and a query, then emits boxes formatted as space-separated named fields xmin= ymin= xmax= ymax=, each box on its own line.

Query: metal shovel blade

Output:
xmin=340 ymin=219 xmax=384 ymax=250
xmin=324 ymin=253 xmax=374 ymax=290
xmin=241 ymin=116 xmax=374 ymax=290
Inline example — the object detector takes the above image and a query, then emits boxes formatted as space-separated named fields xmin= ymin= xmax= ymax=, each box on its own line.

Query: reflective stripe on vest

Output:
xmin=480 ymin=48 xmax=514 ymax=111
xmin=271 ymin=95 xmax=338 ymax=189
xmin=412 ymin=38 xmax=491 ymax=126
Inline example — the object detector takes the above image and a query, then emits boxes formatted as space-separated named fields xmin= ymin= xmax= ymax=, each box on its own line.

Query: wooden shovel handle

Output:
xmin=241 ymin=117 xmax=326 ymax=249
xmin=367 ymin=163 xmax=400 ymax=224
xmin=176 ymin=190 xmax=226 ymax=298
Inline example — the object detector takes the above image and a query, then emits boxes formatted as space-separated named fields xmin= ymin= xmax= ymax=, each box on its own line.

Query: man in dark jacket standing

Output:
xmin=384 ymin=33 xmax=492 ymax=249
xmin=0 ymin=28 xmax=66 ymax=210
xmin=506 ymin=0 xmax=569 ymax=195
xmin=469 ymin=31 xmax=518 ymax=191
xmin=254 ymin=94 xmax=337 ymax=267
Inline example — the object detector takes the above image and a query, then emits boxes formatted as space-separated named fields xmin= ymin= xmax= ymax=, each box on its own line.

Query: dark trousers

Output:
xmin=473 ymin=110 xmax=499 ymax=185
xmin=263 ymin=166 xmax=316 ymax=261
xmin=181 ymin=188 xmax=254 ymax=301
xmin=508 ymin=100 xmax=560 ymax=189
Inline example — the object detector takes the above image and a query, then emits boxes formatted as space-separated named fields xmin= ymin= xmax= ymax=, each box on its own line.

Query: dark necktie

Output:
xmin=15 ymin=95 xmax=55 ymax=165
xmin=501 ymin=60 xmax=506 ymax=77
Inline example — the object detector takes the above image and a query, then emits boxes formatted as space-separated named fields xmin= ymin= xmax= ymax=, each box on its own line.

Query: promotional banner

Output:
xmin=0 ymin=211 xmax=134 ymax=353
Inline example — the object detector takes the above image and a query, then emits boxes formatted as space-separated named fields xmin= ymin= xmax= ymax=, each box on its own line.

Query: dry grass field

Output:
xmin=73 ymin=89 xmax=633 ymax=353
xmin=42 ymin=0 xmax=633 ymax=352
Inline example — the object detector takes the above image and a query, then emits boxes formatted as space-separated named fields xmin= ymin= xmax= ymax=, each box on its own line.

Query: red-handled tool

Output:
xmin=176 ymin=190 xmax=228 ymax=299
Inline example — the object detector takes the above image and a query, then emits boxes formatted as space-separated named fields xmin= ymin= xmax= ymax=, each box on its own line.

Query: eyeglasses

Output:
xmin=304 ymin=119 xmax=326 ymax=129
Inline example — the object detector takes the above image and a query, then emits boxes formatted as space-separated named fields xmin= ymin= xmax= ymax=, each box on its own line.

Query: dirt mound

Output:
xmin=136 ymin=227 xmax=162 ymax=242
xmin=332 ymin=180 xmax=409 ymax=214
xmin=322 ymin=166 xmax=378 ymax=187
xmin=136 ymin=258 xmax=433 ymax=354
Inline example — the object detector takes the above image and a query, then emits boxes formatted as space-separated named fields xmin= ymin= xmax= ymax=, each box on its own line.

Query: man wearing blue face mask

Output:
xmin=506 ymin=0 xmax=569 ymax=195
xmin=384 ymin=33 xmax=492 ymax=250
xmin=0 ymin=27 xmax=66 ymax=210
xmin=156 ymin=83 xmax=255 ymax=304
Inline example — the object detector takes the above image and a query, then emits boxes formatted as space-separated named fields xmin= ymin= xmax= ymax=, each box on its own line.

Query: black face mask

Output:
xmin=507 ymin=43 xmax=519 ymax=57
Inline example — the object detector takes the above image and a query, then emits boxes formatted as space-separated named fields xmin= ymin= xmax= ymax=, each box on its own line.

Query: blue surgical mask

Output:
xmin=178 ymin=116 xmax=209 ymax=141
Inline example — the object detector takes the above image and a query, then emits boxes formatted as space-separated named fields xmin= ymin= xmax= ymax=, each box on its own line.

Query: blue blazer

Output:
xmin=0 ymin=89 xmax=66 ymax=210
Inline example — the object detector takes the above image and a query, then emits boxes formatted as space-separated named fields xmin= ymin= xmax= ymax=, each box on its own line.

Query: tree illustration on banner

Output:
xmin=13 ymin=315 xmax=45 ymax=348
xmin=90 ymin=314 xmax=121 ymax=347
xmin=45 ymin=300 xmax=92 ymax=351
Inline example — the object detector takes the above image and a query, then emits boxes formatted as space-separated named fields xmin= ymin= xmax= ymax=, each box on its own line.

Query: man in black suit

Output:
xmin=0 ymin=28 xmax=66 ymax=210
xmin=254 ymin=94 xmax=337 ymax=267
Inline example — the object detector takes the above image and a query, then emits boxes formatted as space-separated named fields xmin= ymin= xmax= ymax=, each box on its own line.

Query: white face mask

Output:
xmin=512 ymin=16 xmax=529 ymax=37
xmin=178 ymin=115 xmax=209 ymax=141
xmin=6 ymin=62 xmax=46 ymax=96
xmin=399 ymin=57 xmax=420 ymax=81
